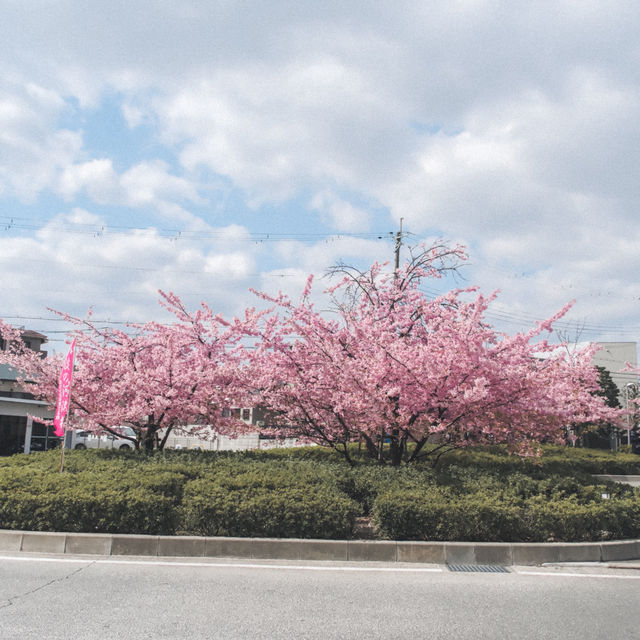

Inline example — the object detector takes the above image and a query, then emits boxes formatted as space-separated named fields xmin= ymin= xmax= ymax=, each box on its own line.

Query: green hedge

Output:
xmin=0 ymin=465 xmax=187 ymax=534
xmin=372 ymin=488 xmax=640 ymax=542
xmin=180 ymin=481 xmax=359 ymax=538
xmin=373 ymin=489 xmax=527 ymax=541
xmin=368 ymin=461 xmax=640 ymax=541
xmin=0 ymin=453 xmax=361 ymax=538
xmin=1 ymin=446 xmax=639 ymax=540
xmin=523 ymin=496 xmax=640 ymax=542
xmin=0 ymin=476 xmax=179 ymax=535
xmin=436 ymin=444 xmax=640 ymax=475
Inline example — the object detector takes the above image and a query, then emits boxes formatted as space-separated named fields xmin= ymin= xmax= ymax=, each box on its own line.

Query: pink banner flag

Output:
xmin=53 ymin=339 xmax=76 ymax=437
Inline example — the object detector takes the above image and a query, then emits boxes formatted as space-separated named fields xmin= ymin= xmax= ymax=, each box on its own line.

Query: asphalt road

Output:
xmin=1 ymin=555 xmax=639 ymax=640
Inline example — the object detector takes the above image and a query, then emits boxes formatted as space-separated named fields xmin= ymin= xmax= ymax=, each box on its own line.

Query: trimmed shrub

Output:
xmin=1 ymin=446 xmax=639 ymax=540
xmin=339 ymin=465 xmax=435 ymax=515
xmin=372 ymin=486 xmax=640 ymax=542
xmin=0 ymin=484 xmax=177 ymax=534
xmin=437 ymin=444 xmax=640 ymax=476
xmin=179 ymin=480 xmax=360 ymax=538
xmin=0 ymin=467 xmax=185 ymax=534
xmin=373 ymin=489 xmax=526 ymax=541
xmin=523 ymin=496 xmax=640 ymax=541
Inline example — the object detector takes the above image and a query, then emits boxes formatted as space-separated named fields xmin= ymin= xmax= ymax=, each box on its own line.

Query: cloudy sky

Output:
xmin=2 ymin=0 xmax=640 ymax=353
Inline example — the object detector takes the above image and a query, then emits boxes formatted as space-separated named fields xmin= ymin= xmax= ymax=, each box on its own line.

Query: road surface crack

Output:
xmin=0 ymin=561 xmax=94 ymax=610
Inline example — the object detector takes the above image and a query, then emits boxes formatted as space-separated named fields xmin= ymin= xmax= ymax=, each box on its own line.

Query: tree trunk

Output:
xmin=389 ymin=433 xmax=404 ymax=466
xmin=362 ymin=434 xmax=380 ymax=460
xmin=141 ymin=426 xmax=156 ymax=451
xmin=158 ymin=425 xmax=174 ymax=451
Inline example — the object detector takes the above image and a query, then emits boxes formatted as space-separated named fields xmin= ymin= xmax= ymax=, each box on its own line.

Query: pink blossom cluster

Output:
xmin=0 ymin=292 xmax=252 ymax=450
xmin=246 ymin=254 xmax=621 ymax=464
xmin=0 ymin=247 xmax=623 ymax=460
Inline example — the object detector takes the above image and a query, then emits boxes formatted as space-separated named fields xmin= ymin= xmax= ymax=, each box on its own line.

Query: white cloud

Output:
xmin=0 ymin=207 xmax=391 ymax=348
xmin=0 ymin=76 xmax=82 ymax=201
xmin=150 ymin=52 xmax=409 ymax=205
xmin=0 ymin=211 xmax=264 ymax=327
xmin=58 ymin=159 xmax=119 ymax=203
xmin=1 ymin=1 xmax=640 ymax=347
xmin=121 ymin=102 xmax=146 ymax=128
xmin=120 ymin=160 xmax=204 ymax=208
xmin=310 ymin=191 xmax=371 ymax=232
xmin=57 ymin=159 xmax=205 ymax=214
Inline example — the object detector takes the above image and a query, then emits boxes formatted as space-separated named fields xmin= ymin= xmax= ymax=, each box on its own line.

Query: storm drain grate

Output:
xmin=447 ymin=564 xmax=509 ymax=573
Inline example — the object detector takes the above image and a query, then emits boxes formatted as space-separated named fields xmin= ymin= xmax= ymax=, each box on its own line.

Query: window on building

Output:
xmin=0 ymin=416 xmax=26 ymax=456
xmin=30 ymin=421 xmax=61 ymax=452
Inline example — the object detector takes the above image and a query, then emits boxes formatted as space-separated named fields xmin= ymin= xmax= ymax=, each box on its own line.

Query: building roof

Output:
xmin=20 ymin=330 xmax=47 ymax=342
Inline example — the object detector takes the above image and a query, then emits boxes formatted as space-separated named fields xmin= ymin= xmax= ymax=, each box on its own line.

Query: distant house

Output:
xmin=161 ymin=406 xmax=300 ymax=451
xmin=592 ymin=342 xmax=638 ymax=406
xmin=0 ymin=329 xmax=56 ymax=455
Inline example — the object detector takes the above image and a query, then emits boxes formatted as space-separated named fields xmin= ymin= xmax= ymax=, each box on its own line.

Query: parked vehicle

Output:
xmin=72 ymin=427 xmax=136 ymax=450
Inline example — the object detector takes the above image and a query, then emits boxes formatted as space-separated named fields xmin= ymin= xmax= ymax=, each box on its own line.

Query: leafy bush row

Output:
xmin=372 ymin=489 xmax=640 ymax=542
xmin=1 ymin=447 xmax=639 ymax=540
xmin=3 ymin=444 xmax=640 ymax=474
xmin=180 ymin=481 xmax=358 ymax=538
xmin=0 ymin=485 xmax=178 ymax=535
xmin=436 ymin=444 xmax=640 ymax=475
xmin=0 ymin=454 xmax=360 ymax=538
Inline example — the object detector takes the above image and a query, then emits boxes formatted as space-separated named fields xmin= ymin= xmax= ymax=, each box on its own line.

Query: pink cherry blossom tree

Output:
xmin=247 ymin=246 xmax=622 ymax=465
xmin=1 ymin=245 xmax=623 ymax=461
xmin=0 ymin=293 xmax=251 ymax=450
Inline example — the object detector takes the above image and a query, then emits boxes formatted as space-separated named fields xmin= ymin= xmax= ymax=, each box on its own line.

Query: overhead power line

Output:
xmin=0 ymin=216 xmax=394 ymax=243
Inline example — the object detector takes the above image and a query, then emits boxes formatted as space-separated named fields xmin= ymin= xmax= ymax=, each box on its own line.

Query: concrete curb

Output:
xmin=2 ymin=529 xmax=639 ymax=565
xmin=593 ymin=474 xmax=640 ymax=487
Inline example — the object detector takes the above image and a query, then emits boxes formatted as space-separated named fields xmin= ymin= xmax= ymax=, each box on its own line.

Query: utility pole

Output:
xmin=394 ymin=217 xmax=404 ymax=274
xmin=382 ymin=217 xmax=406 ymax=458
xmin=625 ymin=383 xmax=637 ymax=447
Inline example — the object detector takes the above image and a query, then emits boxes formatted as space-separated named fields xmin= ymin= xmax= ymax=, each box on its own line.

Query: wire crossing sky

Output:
xmin=1 ymin=1 xmax=639 ymax=348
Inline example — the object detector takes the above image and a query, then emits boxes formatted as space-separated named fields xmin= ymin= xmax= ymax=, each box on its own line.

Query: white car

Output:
xmin=73 ymin=427 xmax=136 ymax=450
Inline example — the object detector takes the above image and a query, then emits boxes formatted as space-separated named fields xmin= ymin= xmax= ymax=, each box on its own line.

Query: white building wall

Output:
xmin=0 ymin=397 xmax=52 ymax=420
xmin=164 ymin=430 xmax=261 ymax=451
xmin=162 ymin=431 xmax=303 ymax=451
xmin=593 ymin=342 xmax=638 ymax=405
